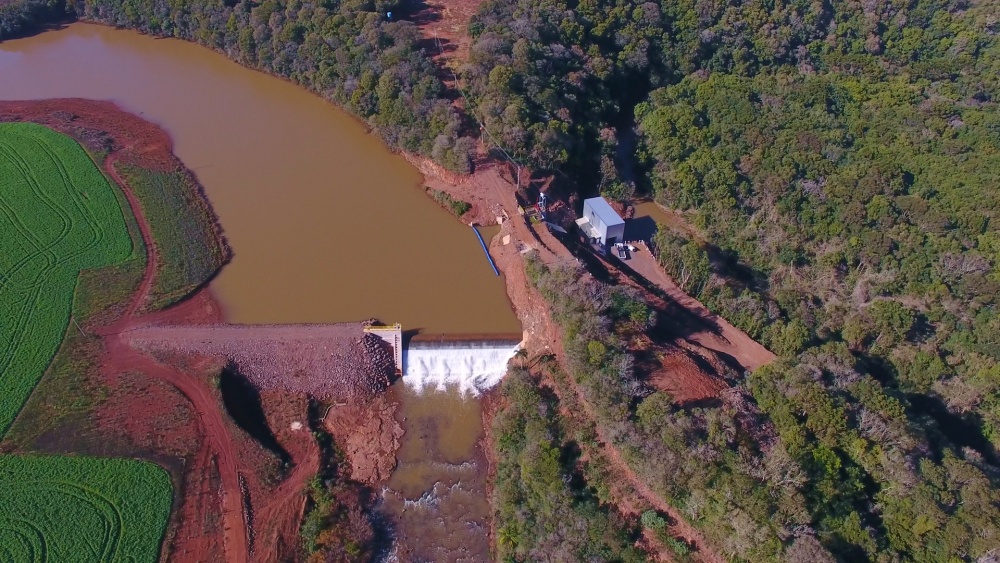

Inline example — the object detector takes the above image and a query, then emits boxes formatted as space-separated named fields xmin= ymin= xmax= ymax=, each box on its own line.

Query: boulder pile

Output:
xmin=359 ymin=333 xmax=395 ymax=395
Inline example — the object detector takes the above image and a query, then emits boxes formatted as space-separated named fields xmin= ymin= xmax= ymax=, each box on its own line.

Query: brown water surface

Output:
xmin=0 ymin=23 xmax=519 ymax=334
xmin=630 ymin=200 xmax=696 ymax=240
xmin=379 ymin=384 xmax=491 ymax=561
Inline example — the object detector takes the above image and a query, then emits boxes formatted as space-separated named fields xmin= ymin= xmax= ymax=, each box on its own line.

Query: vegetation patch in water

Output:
xmin=427 ymin=188 xmax=471 ymax=218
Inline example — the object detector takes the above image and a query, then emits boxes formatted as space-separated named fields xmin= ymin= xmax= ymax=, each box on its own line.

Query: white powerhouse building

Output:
xmin=577 ymin=197 xmax=625 ymax=248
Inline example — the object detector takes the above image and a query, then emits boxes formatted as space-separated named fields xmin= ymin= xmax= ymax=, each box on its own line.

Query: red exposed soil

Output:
xmin=419 ymin=0 xmax=482 ymax=58
xmin=4 ymin=99 xmax=405 ymax=563
xmin=322 ymin=394 xmax=404 ymax=485
xmin=0 ymin=98 xmax=179 ymax=171
xmin=646 ymin=343 xmax=728 ymax=404
xmin=408 ymin=0 xmax=484 ymax=102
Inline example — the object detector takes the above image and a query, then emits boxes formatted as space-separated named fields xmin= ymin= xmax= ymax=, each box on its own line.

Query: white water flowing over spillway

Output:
xmin=402 ymin=341 xmax=521 ymax=395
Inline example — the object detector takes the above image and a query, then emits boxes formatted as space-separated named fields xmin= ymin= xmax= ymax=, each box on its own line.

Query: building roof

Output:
xmin=583 ymin=197 xmax=625 ymax=227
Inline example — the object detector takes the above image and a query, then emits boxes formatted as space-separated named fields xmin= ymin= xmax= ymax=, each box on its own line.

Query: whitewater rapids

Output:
xmin=402 ymin=341 xmax=520 ymax=395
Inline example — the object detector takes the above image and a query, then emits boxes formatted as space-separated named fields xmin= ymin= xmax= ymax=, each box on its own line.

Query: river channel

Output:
xmin=0 ymin=23 xmax=516 ymax=560
xmin=0 ymin=23 xmax=519 ymax=335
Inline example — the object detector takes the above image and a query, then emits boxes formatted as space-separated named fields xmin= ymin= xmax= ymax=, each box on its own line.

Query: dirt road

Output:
xmin=625 ymin=246 xmax=775 ymax=371
xmin=65 ymin=101 xmax=253 ymax=563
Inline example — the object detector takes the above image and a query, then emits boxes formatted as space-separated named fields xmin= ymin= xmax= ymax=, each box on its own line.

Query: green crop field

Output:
xmin=0 ymin=122 xmax=133 ymax=435
xmin=0 ymin=123 xmax=173 ymax=561
xmin=0 ymin=456 xmax=173 ymax=562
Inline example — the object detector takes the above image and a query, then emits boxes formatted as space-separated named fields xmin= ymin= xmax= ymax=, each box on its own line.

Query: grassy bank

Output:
xmin=118 ymin=164 xmax=228 ymax=310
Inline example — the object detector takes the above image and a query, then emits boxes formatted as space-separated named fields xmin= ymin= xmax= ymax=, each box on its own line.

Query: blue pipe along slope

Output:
xmin=472 ymin=225 xmax=500 ymax=276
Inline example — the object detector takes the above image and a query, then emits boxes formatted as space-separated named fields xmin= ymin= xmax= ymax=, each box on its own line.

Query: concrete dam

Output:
xmin=126 ymin=322 xmax=520 ymax=397
xmin=402 ymin=340 xmax=521 ymax=395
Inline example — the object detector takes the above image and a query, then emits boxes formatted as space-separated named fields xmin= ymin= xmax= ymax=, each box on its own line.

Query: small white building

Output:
xmin=577 ymin=197 xmax=625 ymax=247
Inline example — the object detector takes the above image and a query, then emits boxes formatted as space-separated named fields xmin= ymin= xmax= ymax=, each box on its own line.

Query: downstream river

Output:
xmin=0 ymin=23 xmax=519 ymax=335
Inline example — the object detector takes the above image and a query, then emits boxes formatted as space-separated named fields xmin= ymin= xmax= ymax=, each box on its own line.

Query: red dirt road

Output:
xmin=96 ymin=119 xmax=251 ymax=562
xmin=625 ymin=244 xmax=775 ymax=371
xmin=98 ymin=340 xmax=250 ymax=563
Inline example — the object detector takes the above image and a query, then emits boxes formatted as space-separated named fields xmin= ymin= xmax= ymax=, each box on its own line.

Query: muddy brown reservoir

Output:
xmin=0 ymin=23 xmax=519 ymax=334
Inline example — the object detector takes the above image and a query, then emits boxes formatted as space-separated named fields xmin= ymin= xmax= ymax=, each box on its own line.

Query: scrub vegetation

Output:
xmin=298 ymin=421 xmax=374 ymax=562
xmin=0 ymin=123 xmax=173 ymax=561
xmin=492 ymin=368 xmax=646 ymax=562
xmin=427 ymin=188 xmax=472 ymax=218
xmin=527 ymin=258 xmax=807 ymax=560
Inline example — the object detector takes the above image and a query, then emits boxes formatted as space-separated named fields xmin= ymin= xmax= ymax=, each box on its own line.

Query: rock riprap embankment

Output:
xmin=127 ymin=323 xmax=395 ymax=399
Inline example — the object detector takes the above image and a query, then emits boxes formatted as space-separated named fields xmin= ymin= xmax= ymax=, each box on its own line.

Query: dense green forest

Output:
xmin=492 ymin=367 xmax=647 ymax=562
xmin=469 ymin=0 xmax=1000 ymax=559
xmin=4 ymin=0 xmax=1000 ymax=559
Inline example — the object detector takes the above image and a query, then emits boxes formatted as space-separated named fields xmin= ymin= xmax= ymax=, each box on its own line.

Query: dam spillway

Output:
xmin=402 ymin=340 xmax=521 ymax=395
xmin=126 ymin=322 xmax=520 ymax=396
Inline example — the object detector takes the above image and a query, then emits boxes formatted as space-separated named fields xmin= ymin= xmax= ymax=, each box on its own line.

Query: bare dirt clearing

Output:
xmin=322 ymin=394 xmax=404 ymax=485
xmin=407 ymin=0 xmax=484 ymax=98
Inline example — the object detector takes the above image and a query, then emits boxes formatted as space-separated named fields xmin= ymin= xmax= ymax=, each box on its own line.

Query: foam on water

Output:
xmin=402 ymin=341 xmax=520 ymax=395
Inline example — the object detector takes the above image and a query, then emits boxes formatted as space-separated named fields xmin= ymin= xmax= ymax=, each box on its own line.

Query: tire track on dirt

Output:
xmin=98 ymin=150 xmax=251 ymax=563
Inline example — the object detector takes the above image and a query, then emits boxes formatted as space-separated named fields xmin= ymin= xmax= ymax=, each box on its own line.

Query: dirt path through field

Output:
xmin=106 ymin=168 xmax=248 ymax=562
xmin=42 ymin=100 xmax=253 ymax=563
xmin=97 ymin=158 xmax=251 ymax=563
xmin=104 ymin=152 xmax=155 ymax=317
